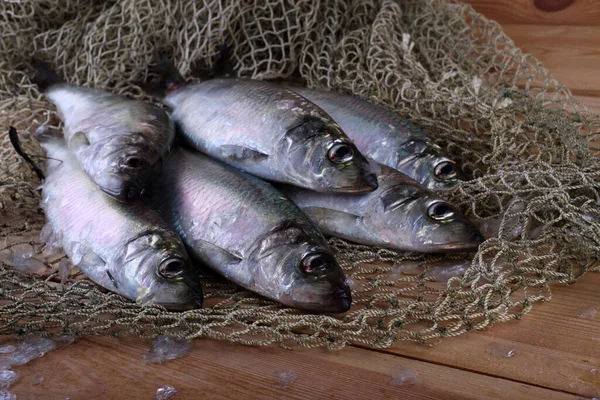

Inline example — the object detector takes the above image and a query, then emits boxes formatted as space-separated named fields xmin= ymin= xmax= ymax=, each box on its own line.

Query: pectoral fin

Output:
xmin=187 ymin=239 xmax=243 ymax=268
xmin=301 ymin=207 xmax=363 ymax=238
xmin=218 ymin=145 xmax=268 ymax=163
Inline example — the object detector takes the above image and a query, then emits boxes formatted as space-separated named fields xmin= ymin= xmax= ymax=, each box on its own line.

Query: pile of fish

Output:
xmin=25 ymin=55 xmax=483 ymax=313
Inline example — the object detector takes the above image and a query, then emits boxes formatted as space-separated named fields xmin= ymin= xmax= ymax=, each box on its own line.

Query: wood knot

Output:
xmin=533 ymin=0 xmax=575 ymax=12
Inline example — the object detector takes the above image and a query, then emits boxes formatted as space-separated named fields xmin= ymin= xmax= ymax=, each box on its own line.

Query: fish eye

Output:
xmin=300 ymin=253 xmax=330 ymax=274
xmin=157 ymin=258 xmax=186 ymax=279
xmin=327 ymin=143 xmax=355 ymax=164
xmin=433 ymin=161 xmax=458 ymax=181
xmin=120 ymin=156 xmax=147 ymax=170
xmin=427 ymin=201 xmax=455 ymax=221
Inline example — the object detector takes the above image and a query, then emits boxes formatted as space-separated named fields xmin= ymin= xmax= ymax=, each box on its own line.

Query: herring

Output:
xmin=288 ymin=86 xmax=463 ymax=190
xmin=31 ymin=58 xmax=175 ymax=201
xmin=148 ymin=146 xmax=352 ymax=312
xmin=148 ymin=61 xmax=378 ymax=193
xmin=39 ymin=137 xmax=203 ymax=310
xmin=280 ymin=165 xmax=484 ymax=253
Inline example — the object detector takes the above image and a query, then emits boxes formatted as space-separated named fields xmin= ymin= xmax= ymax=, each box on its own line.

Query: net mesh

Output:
xmin=1 ymin=0 xmax=599 ymax=349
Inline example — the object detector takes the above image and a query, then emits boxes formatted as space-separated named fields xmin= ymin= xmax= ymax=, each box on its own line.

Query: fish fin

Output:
xmin=302 ymin=207 xmax=361 ymax=225
xmin=106 ymin=270 xmax=118 ymax=288
xmin=8 ymin=126 xmax=46 ymax=181
xmin=30 ymin=58 xmax=65 ymax=93
xmin=78 ymin=250 xmax=106 ymax=269
xmin=187 ymin=239 xmax=242 ymax=267
xmin=191 ymin=42 xmax=236 ymax=80
xmin=69 ymin=131 xmax=90 ymax=149
xmin=142 ymin=58 xmax=187 ymax=100
xmin=218 ymin=145 xmax=268 ymax=163
xmin=301 ymin=207 xmax=365 ymax=239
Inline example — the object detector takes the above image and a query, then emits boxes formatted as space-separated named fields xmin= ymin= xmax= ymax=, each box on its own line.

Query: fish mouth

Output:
xmin=96 ymin=182 xmax=144 ymax=202
xmin=280 ymin=285 xmax=352 ymax=313
xmin=324 ymin=172 xmax=379 ymax=193
xmin=156 ymin=294 xmax=203 ymax=311
xmin=425 ymin=232 xmax=485 ymax=253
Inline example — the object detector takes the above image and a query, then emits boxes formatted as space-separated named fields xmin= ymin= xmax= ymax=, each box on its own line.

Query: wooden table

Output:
xmin=9 ymin=2 xmax=600 ymax=399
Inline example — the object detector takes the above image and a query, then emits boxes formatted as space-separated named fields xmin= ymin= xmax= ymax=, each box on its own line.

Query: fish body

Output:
xmin=281 ymin=165 xmax=483 ymax=253
xmin=288 ymin=87 xmax=462 ymax=190
xmin=39 ymin=139 xmax=203 ymax=310
xmin=32 ymin=60 xmax=175 ymax=201
xmin=149 ymin=146 xmax=351 ymax=312
xmin=159 ymin=73 xmax=377 ymax=193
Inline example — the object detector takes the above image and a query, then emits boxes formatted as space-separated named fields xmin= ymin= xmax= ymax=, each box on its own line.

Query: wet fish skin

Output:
xmin=288 ymin=87 xmax=463 ymax=190
xmin=162 ymin=77 xmax=377 ymax=193
xmin=148 ymin=146 xmax=351 ymax=312
xmin=32 ymin=60 xmax=175 ymax=201
xmin=39 ymin=138 xmax=203 ymax=310
xmin=280 ymin=165 xmax=484 ymax=253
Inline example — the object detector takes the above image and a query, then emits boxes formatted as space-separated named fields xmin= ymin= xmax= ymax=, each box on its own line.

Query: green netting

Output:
xmin=0 ymin=0 xmax=599 ymax=349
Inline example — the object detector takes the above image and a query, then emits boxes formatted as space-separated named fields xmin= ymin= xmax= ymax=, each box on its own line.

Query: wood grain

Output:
xmin=8 ymin=334 xmax=577 ymax=400
xmin=502 ymin=24 xmax=600 ymax=95
xmin=372 ymin=272 xmax=600 ymax=397
xmin=464 ymin=0 xmax=600 ymax=25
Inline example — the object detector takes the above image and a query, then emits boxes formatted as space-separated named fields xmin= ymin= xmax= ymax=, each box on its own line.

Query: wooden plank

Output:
xmin=463 ymin=0 xmax=600 ymax=25
xmin=501 ymin=24 xmax=600 ymax=95
xmin=371 ymin=272 xmax=600 ymax=397
xmin=573 ymin=94 xmax=600 ymax=114
xmin=7 ymin=335 xmax=576 ymax=400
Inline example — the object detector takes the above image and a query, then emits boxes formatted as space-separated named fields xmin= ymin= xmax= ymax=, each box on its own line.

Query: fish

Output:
xmin=31 ymin=58 xmax=175 ymax=201
xmin=38 ymin=136 xmax=203 ymax=310
xmin=148 ymin=146 xmax=352 ymax=312
xmin=280 ymin=165 xmax=484 ymax=253
xmin=287 ymin=86 xmax=463 ymax=190
xmin=148 ymin=60 xmax=378 ymax=193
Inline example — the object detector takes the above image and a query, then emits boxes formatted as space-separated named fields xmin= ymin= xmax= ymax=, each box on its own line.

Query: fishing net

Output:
xmin=1 ymin=0 xmax=599 ymax=349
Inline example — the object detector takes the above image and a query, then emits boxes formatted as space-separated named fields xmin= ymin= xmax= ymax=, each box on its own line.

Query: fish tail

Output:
xmin=141 ymin=58 xmax=186 ymax=100
xmin=8 ymin=126 xmax=45 ymax=181
xmin=30 ymin=57 xmax=64 ymax=93
xmin=191 ymin=42 xmax=236 ymax=80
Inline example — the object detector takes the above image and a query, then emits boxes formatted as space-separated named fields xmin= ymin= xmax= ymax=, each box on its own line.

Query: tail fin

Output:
xmin=191 ymin=43 xmax=236 ymax=80
xmin=141 ymin=58 xmax=186 ymax=100
xmin=30 ymin=58 xmax=64 ymax=93
xmin=8 ymin=126 xmax=45 ymax=181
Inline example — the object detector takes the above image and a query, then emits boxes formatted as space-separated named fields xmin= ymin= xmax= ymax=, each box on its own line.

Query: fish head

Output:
xmin=248 ymin=222 xmax=351 ymax=312
xmin=88 ymin=133 xmax=164 ymax=201
xmin=365 ymin=182 xmax=483 ymax=252
xmin=395 ymin=140 xmax=463 ymax=190
xmin=279 ymin=118 xmax=378 ymax=193
xmin=115 ymin=232 xmax=203 ymax=310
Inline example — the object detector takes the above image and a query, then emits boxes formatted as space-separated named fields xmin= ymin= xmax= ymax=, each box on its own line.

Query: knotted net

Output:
xmin=0 ymin=0 xmax=599 ymax=348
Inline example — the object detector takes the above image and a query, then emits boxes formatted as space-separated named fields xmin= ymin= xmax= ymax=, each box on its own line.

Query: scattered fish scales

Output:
xmin=155 ymin=385 xmax=179 ymax=400
xmin=143 ymin=336 xmax=192 ymax=363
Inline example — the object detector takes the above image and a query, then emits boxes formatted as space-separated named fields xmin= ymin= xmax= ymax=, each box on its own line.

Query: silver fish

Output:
xmin=39 ymin=138 xmax=203 ymax=310
xmin=288 ymin=87 xmax=462 ymax=190
xmin=153 ymin=63 xmax=377 ymax=193
xmin=148 ymin=146 xmax=351 ymax=312
xmin=281 ymin=165 xmax=483 ymax=252
xmin=32 ymin=59 xmax=175 ymax=201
